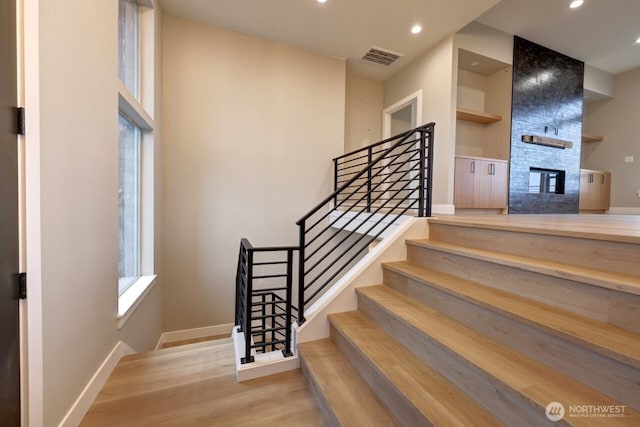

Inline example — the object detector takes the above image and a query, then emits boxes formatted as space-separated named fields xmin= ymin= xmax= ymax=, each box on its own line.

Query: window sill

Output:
xmin=117 ymin=274 xmax=157 ymax=330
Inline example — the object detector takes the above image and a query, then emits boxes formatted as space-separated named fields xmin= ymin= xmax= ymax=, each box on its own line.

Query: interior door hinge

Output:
xmin=17 ymin=107 xmax=25 ymax=136
xmin=18 ymin=272 xmax=26 ymax=299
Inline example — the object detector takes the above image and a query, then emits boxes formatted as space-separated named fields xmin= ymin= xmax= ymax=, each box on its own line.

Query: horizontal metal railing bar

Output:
xmin=304 ymin=172 xmax=417 ymax=281
xmin=252 ymin=261 xmax=288 ymax=266
xmin=251 ymin=273 xmax=288 ymax=280
xmin=304 ymin=198 xmax=418 ymax=304
xmin=250 ymin=326 xmax=286 ymax=334
xmin=305 ymin=177 xmax=415 ymax=290
xmin=251 ymin=287 xmax=288 ymax=294
xmin=299 ymin=124 xmax=433 ymax=225
xmin=332 ymin=127 xmax=425 ymax=162
xmin=249 ymin=246 xmax=299 ymax=253
xmin=251 ymin=339 xmax=287 ymax=349
xmin=303 ymin=139 xmax=422 ymax=235
xmin=336 ymin=152 xmax=369 ymax=164
xmin=304 ymin=148 xmax=421 ymax=253
xmin=337 ymin=161 xmax=370 ymax=173
xmin=250 ymin=313 xmax=288 ymax=321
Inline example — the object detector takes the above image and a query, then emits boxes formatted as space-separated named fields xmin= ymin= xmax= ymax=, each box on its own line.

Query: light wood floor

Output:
xmin=160 ymin=334 xmax=230 ymax=349
xmin=81 ymin=338 xmax=325 ymax=427
xmin=432 ymin=214 xmax=640 ymax=243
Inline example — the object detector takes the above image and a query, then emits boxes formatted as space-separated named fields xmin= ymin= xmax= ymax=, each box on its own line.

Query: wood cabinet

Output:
xmin=579 ymin=169 xmax=611 ymax=212
xmin=454 ymin=156 xmax=508 ymax=209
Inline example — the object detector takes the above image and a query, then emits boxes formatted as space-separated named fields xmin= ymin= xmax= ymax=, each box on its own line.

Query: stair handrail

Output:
xmin=235 ymin=122 xmax=435 ymax=363
xmin=296 ymin=123 xmax=435 ymax=324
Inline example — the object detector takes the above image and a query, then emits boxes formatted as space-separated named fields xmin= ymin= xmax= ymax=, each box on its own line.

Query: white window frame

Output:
xmin=117 ymin=0 xmax=157 ymax=328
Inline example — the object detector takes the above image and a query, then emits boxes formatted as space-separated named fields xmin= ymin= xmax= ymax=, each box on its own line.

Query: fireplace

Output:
xmin=508 ymin=37 xmax=584 ymax=214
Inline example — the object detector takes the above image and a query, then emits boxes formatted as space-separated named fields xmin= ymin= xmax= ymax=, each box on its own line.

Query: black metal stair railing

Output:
xmin=235 ymin=238 xmax=296 ymax=363
xmin=296 ymin=123 xmax=435 ymax=323
xmin=235 ymin=123 xmax=435 ymax=364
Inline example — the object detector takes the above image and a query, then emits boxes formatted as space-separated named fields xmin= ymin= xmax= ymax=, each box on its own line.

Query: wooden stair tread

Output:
xmin=408 ymin=239 xmax=640 ymax=296
xmin=384 ymin=260 xmax=640 ymax=369
xmin=298 ymin=339 xmax=401 ymax=427
xmin=425 ymin=215 xmax=640 ymax=244
xmin=356 ymin=285 xmax=640 ymax=425
xmin=328 ymin=312 xmax=505 ymax=427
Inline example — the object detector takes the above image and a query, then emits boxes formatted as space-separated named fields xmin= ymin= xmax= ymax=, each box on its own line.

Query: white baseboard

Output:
xmin=58 ymin=341 xmax=134 ymax=427
xmin=155 ymin=323 xmax=234 ymax=350
xmin=607 ymin=207 xmax=640 ymax=215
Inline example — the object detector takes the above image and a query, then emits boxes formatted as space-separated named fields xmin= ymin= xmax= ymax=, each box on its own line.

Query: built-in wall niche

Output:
xmin=455 ymin=49 xmax=512 ymax=160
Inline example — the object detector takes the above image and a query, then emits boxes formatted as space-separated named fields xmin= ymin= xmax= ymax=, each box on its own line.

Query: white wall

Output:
xmin=23 ymin=0 xmax=163 ymax=424
xmin=344 ymin=72 xmax=383 ymax=153
xmin=384 ymin=36 xmax=457 ymax=210
xmin=162 ymin=15 xmax=345 ymax=331
xmin=583 ymin=67 xmax=640 ymax=209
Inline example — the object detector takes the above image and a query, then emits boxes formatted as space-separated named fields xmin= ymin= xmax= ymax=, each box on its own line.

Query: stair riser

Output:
xmin=384 ymin=269 xmax=640 ymax=411
xmin=356 ymin=292 xmax=562 ymax=427
xmin=299 ymin=355 xmax=341 ymax=427
xmin=428 ymin=223 xmax=639 ymax=278
xmin=329 ymin=323 xmax=434 ymax=427
xmin=406 ymin=245 xmax=640 ymax=334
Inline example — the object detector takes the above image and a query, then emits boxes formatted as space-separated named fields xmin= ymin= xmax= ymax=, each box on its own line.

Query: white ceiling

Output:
xmin=159 ymin=0 xmax=501 ymax=81
xmin=159 ymin=0 xmax=640 ymax=80
xmin=477 ymin=0 xmax=640 ymax=75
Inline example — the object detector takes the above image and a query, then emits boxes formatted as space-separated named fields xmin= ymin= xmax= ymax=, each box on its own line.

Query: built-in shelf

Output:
xmin=456 ymin=107 xmax=502 ymax=125
xmin=582 ymin=133 xmax=604 ymax=143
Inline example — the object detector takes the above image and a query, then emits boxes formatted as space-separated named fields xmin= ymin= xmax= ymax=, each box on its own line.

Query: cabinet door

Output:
xmin=454 ymin=157 xmax=476 ymax=208
xmin=579 ymin=170 xmax=590 ymax=210
xmin=487 ymin=161 xmax=508 ymax=208
xmin=596 ymin=172 xmax=611 ymax=210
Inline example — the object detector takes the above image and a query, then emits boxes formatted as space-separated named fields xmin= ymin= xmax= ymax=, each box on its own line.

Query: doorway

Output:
xmin=0 ymin=0 xmax=21 ymax=425
xmin=382 ymin=91 xmax=422 ymax=210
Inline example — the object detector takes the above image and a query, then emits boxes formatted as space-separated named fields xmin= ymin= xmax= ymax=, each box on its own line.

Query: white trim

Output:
xmin=118 ymin=80 xmax=154 ymax=131
xmin=432 ymin=203 xmax=456 ymax=215
xmin=382 ymin=89 xmax=423 ymax=138
xmin=607 ymin=207 xmax=640 ymax=215
xmin=57 ymin=341 xmax=134 ymax=427
xmin=117 ymin=274 xmax=157 ymax=329
xmin=24 ymin=0 xmax=44 ymax=422
xmin=155 ymin=323 xmax=234 ymax=350
xmin=232 ymin=326 xmax=299 ymax=382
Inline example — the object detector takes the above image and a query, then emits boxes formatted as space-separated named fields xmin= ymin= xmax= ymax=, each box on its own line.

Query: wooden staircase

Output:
xmin=298 ymin=217 xmax=640 ymax=426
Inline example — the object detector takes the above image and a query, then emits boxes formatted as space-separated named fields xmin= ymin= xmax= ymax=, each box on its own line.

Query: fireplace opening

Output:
xmin=529 ymin=167 xmax=565 ymax=194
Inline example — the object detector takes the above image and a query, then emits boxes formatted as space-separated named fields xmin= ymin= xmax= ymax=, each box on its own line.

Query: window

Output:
xmin=118 ymin=114 xmax=141 ymax=293
xmin=117 ymin=0 xmax=156 ymax=312
xmin=118 ymin=0 xmax=140 ymax=98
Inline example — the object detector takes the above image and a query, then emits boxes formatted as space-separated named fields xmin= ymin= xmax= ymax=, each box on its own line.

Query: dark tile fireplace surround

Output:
xmin=509 ymin=36 xmax=584 ymax=214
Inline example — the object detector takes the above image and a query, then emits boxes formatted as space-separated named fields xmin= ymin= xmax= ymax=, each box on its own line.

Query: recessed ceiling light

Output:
xmin=411 ymin=24 xmax=422 ymax=35
xmin=569 ymin=0 xmax=584 ymax=8
xmin=317 ymin=0 xmax=327 ymax=3
xmin=636 ymin=36 xmax=640 ymax=44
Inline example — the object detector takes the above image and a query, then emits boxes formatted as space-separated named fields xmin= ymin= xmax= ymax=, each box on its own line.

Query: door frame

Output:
xmin=381 ymin=90 xmax=423 ymax=205
xmin=382 ymin=89 xmax=422 ymax=139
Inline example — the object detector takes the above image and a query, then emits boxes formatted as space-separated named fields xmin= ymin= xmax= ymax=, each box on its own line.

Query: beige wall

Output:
xmin=384 ymin=36 xmax=457 ymax=209
xmin=24 ymin=0 xmax=163 ymax=424
xmin=455 ymin=67 xmax=512 ymax=160
xmin=162 ymin=15 xmax=345 ymax=331
xmin=344 ymin=72 xmax=383 ymax=153
xmin=583 ymin=67 xmax=640 ymax=209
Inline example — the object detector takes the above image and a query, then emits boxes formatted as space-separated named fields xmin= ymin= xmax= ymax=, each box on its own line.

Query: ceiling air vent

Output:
xmin=361 ymin=46 xmax=403 ymax=66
